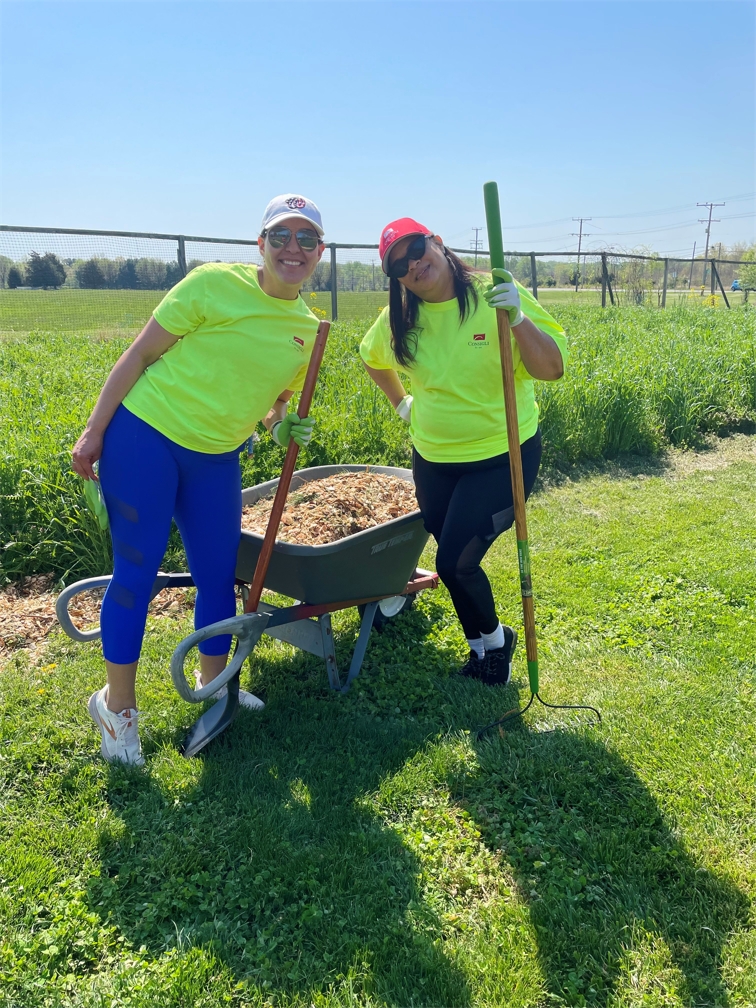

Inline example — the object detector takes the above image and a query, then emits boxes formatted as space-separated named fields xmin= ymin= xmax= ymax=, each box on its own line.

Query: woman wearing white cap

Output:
xmin=71 ymin=194 xmax=326 ymax=764
xmin=360 ymin=218 xmax=567 ymax=686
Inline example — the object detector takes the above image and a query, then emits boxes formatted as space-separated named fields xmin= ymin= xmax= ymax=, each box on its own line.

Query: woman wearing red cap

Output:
xmin=360 ymin=219 xmax=566 ymax=686
xmin=71 ymin=194 xmax=326 ymax=764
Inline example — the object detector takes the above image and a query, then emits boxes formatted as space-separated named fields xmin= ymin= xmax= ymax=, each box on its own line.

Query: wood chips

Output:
xmin=241 ymin=471 xmax=418 ymax=546
xmin=0 ymin=574 xmax=194 ymax=657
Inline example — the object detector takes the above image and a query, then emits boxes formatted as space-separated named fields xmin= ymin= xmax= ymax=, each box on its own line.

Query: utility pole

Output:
xmin=687 ymin=241 xmax=696 ymax=290
xmin=470 ymin=227 xmax=483 ymax=267
xmin=697 ymin=202 xmax=724 ymax=293
xmin=571 ymin=218 xmax=592 ymax=292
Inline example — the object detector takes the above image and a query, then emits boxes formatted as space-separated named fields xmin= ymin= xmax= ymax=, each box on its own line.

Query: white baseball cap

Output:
xmin=260 ymin=194 xmax=324 ymax=238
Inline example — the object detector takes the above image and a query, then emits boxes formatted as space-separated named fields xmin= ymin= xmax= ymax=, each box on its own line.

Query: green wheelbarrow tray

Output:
xmin=237 ymin=464 xmax=429 ymax=604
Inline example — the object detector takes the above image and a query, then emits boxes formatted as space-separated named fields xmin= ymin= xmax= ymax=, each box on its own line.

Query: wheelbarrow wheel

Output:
xmin=359 ymin=593 xmax=415 ymax=631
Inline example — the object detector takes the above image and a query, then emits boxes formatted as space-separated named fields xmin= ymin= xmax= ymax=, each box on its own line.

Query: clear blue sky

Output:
xmin=1 ymin=0 xmax=754 ymax=255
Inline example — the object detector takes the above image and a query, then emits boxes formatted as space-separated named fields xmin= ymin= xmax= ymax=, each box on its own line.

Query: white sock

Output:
xmin=466 ymin=637 xmax=485 ymax=660
xmin=481 ymin=623 xmax=505 ymax=651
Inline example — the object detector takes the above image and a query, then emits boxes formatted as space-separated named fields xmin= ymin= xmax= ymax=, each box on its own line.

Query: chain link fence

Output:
xmin=0 ymin=225 xmax=752 ymax=334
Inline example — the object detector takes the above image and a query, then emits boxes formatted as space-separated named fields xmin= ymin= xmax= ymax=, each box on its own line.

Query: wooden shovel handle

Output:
xmin=244 ymin=320 xmax=331 ymax=613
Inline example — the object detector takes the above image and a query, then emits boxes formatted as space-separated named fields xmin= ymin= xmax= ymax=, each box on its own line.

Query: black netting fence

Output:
xmin=1 ymin=225 xmax=752 ymax=334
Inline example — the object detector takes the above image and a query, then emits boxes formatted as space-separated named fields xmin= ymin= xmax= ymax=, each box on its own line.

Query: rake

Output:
xmin=478 ymin=181 xmax=600 ymax=739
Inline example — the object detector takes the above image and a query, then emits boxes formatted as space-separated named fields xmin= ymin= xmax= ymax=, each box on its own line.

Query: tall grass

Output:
xmin=1 ymin=304 xmax=753 ymax=583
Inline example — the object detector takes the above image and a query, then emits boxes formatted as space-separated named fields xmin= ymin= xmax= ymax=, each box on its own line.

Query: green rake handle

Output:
xmin=483 ymin=181 xmax=539 ymax=696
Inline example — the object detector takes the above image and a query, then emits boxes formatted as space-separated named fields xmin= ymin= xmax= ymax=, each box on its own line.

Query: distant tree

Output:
xmin=739 ymin=249 xmax=756 ymax=292
xmin=164 ymin=262 xmax=184 ymax=288
xmin=26 ymin=251 xmax=66 ymax=289
xmin=76 ymin=259 xmax=107 ymax=289
xmin=0 ymin=255 xmax=12 ymax=288
xmin=7 ymin=266 xmax=25 ymax=289
xmin=116 ymin=259 xmax=139 ymax=289
xmin=135 ymin=258 xmax=167 ymax=290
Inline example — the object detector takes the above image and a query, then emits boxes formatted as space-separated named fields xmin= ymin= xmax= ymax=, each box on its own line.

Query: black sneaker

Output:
xmin=458 ymin=650 xmax=486 ymax=680
xmin=481 ymin=627 xmax=518 ymax=686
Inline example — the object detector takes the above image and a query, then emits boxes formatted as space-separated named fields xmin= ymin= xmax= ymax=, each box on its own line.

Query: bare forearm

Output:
xmin=363 ymin=364 xmax=407 ymax=407
xmin=511 ymin=316 xmax=564 ymax=380
xmin=263 ymin=393 xmax=293 ymax=432
xmin=86 ymin=353 xmax=153 ymax=434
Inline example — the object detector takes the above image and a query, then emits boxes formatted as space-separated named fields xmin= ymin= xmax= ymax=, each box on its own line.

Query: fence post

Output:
xmin=601 ymin=254 xmax=607 ymax=308
xmin=530 ymin=253 xmax=538 ymax=301
xmin=711 ymin=260 xmax=731 ymax=308
xmin=661 ymin=258 xmax=669 ymax=308
xmin=710 ymin=259 xmax=715 ymax=297
xmin=177 ymin=236 xmax=187 ymax=277
xmin=330 ymin=244 xmax=338 ymax=321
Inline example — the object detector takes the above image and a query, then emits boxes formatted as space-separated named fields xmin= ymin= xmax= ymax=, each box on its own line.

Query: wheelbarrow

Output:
xmin=56 ymin=463 xmax=436 ymax=755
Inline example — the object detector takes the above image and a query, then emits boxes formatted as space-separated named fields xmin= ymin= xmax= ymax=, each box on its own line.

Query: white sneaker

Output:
xmin=193 ymin=671 xmax=264 ymax=710
xmin=87 ymin=686 xmax=145 ymax=766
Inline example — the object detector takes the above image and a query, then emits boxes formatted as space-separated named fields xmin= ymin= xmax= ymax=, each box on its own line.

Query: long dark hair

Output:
xmin=388 ymin=244 xmax=478 ymax=367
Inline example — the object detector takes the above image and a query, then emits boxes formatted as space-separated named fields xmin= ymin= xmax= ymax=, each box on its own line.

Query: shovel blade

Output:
xmin=181 ymin=675 xmax=240 ymax=758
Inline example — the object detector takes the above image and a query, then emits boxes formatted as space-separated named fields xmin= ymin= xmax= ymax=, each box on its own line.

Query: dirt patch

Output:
xmin=241 ymin=471 xmax=418 ymax=546
xmin=539 ymin=433 xmax=756 ymax=490
xmin=0 ymin=574 xmax=194 ymax=658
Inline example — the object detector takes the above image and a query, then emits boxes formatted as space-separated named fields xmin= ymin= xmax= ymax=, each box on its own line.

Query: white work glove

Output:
xmin=395 ymin=394 xmax=413 ymax=424
xmin=483 ymin=268 xmax=525 ymax=327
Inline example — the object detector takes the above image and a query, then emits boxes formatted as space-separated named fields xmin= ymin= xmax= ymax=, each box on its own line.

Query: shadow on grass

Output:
xmin=89 ymin=618 xmax=472 ymax=1007
xmin=85 ymin=600 xmax=750 ymax=1006
xmin=453 ymin=699 xmax=751 ymax=1007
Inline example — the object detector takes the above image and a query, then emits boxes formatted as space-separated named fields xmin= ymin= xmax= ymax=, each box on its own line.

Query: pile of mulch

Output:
xmin=0 ymin=574 xmax=195 ymax=657
xmin=241 ymin=471 xmax=418 ymax=546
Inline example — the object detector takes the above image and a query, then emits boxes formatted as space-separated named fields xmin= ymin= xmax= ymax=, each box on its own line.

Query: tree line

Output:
xmin=0 ymin=246 xmax=753 ymax=294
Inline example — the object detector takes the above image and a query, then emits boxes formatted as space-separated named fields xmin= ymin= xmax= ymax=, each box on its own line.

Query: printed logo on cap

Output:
xmin=286 ymin=197 xmax=307 ymax=209
xmin=382 ymin=228 xmax=395 ymax=241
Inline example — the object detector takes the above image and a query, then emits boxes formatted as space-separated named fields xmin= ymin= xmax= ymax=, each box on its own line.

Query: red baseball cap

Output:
xmin=379 ymin=217 xmax=433 ymax=273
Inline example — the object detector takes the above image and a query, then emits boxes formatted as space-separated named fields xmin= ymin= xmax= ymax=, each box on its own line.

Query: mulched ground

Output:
xmin=0 ymin=574 xmax=194 ymax=657
xmin=240 ymin=471 xmax=418 ymax=546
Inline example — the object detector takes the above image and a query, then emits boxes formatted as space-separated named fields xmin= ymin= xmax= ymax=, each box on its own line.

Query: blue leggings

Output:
xmin=98 ymin=405 xmax=241 ymax=664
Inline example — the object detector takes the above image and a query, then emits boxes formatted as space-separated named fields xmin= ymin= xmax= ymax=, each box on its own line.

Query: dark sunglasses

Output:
xmin=385 ymin=234 xmax=430 ymax=279
xmin=264 ymin=226 xmax=321 ymax=251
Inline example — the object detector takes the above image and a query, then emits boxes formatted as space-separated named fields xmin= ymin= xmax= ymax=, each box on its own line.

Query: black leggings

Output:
xmin=412 ymin=431 xmax=542 ymax=639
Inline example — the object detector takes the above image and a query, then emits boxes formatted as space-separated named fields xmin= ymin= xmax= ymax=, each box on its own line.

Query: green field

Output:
xmin=0 ymin=287 xmax=746 ymax=336
xmin=1 ymin=304 xmax=754 ymax=585
xmin=2 ymin=438 xmax=755 ymax=1006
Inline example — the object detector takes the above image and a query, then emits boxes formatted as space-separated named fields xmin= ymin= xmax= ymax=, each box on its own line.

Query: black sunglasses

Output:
xmin=264 ymin=226 xmax=321 ymax=251
xmin=386 ymin=234 xmax=430 ymax=279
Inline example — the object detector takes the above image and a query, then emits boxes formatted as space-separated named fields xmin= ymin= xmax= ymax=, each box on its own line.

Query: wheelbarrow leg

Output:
xmin=341 ymin=601 xmax=378 ymax=694
xmin=181 ymin=673 xmax=240 ymax=758
xmin=319 ymin=613 xmax=341 ymax=690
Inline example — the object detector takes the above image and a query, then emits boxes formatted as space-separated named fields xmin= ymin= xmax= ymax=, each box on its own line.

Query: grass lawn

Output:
xmin=0 ymin=288 xmax=744 ymax=336
xmin=2 ymin=437 xmax=755 ymax=1006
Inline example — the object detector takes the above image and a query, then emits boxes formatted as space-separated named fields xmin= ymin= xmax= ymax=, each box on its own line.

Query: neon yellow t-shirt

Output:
xmin=359 ymin=276 xmax=567 ymax=463
xmin=123 ymin=262 xmax=318 ymax=453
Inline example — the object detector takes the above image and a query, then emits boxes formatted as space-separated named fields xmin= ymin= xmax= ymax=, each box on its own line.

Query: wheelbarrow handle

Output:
xmin=169 ymin=611 xmax=270 ymax=703
xmin=55 ymin=572 xmax=195 ymax=644
xmin=55 ymin=576 xmax=113 ymax=642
